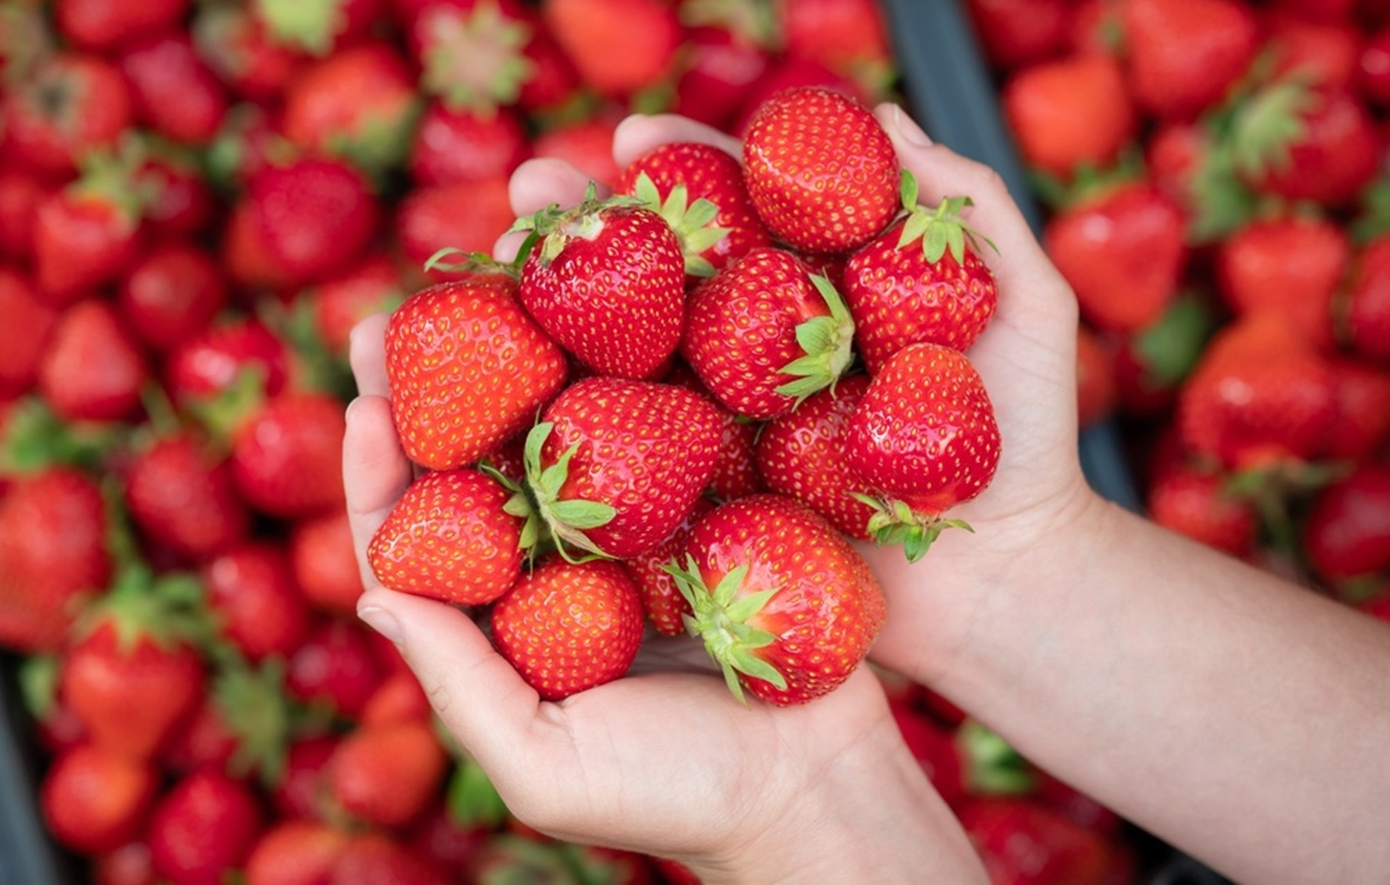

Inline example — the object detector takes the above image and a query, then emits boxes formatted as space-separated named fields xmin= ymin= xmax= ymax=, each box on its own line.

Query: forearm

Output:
xmin=905 ymin=493 xmax=1390 ymax=884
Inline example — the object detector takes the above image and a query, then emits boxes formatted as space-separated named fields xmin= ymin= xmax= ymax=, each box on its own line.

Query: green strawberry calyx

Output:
xmin=214 ymin=657 xmax=293 ymax=786
xmin=773 ymin=273 xmax=856 ymax=405
xmin=424 ymin=247 xmax=521 ymax=279
xmin=507 ymin=183 xmax=646 ymax=267
xmin=849 ymin=493 xmax=973 ymax=563
xmin=421 ymin=0 xmax=536 ymax=115
xmin=518 ymin=420 xmax=617 ymax=562
xmin=476 ymin=459 xmax=551 ymax=563
xmin=897 ymin=171 xmax=997 ymax=264
xmin=73 ymin=562 xmax=218 ymax=655
xmin=630 ymin=172 xmax=731 ymax=278
xmin=665 ymin=556 xmax=786 ymax=705
xmin=254 ymin=0 xmax=346 ymax=56
xmin=1229 ymin=75 xmax=1316 ymax=181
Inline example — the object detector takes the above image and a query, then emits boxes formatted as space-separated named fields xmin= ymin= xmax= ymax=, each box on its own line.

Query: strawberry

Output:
xmin=530 ymin=114 xmax=624 ymax=190
xmin=1265 ymin=10 xmax=1359 ymax=89
xmin=244 ymin=821 xmax=348 ymax=885
xmin=1302 ymin=465 xmax=1390 ymax=584
xmin=741 ymin=86 xmax=900 ymax=253
xmin=137 ymin=146 xmax=219 ymax=238
xmin=408 ymin=102 xmax=532 ymax=187
xmin=623 ymin=495 xmax=715 ymax=636
xmin=332 ymin=832 xmax=452 ymax=885
xmin=118 ymin=32 xmax=230 ymax=145
xmin=843 ymin=174 xmax=999 ymax=374
xmin=0 ymin=170 xmax=48 ymax=259
xmin=541 ymin=0 xmax=682 ymax=98
xmin=776 ymin=0 xmax=892 ymax=92
xmin=0 ymin=269 xmax=58 ymax=398
xmin=396 ymin=177 xmax=519 ymax=280
xmin=201 ymin=539 xmax=312 ymax=661
xmin=681 ymin=246 xmax=856 ymax=419
xmin=512 ymin=189 xmax=687 ymax=380
xmin=385 ymin=273 xmax=567 ymax=471
xmin=967 ymin=0 xmax=1072 ymax=71
xmin=252 ymin=0 xmax=385 ymax=57
xmin=285 ymin=617 xmax=384 ymax=719
xmin=94 ymin=841 xmax=158 ymax=885
xmin=117 ymin=241 xmax=229 ymax=354
xmin=311 ymin=252 xmax=406 ymax=357
xmin=247 ymin=157 xmax=381 ymax=288
xmin=1075 ymin=325 xmax=1117 ymax=430
xmin=231 ymin=391 xmax=347 ymax=520
xmin=490 ymin=557 xmax=644 ymax=701
xmin=2 ymin=52 xmax=133 ymax=177
xmin=673 ymin=21 xmax=775 ymax=131
xmin=756 ymin=373 xmax=877 ymax=539
xmin=1043 ymin=181 xmax=1188 ymax=334
xmin=147 ymin=768 xmax=264 ymax=885
xmin=408 ymin=0 xmax=540 ymax=114
xmin=282 ymin=41 xmax=422 ymax=179
xmin=326 ymin=720 xmax=450 ymax=829
xmin=731 ymin=57 xmax=868 ymax=136
xmin=1001 ymin=52 xmax=1137 ymax=180
xmin=844 ymin=343 xmax=1002 ymax=561
xmin=164 ymin=316 xmax=291 ymax=411
xmin=0 ymin=467 xmax=111 ymax=653
xmin=192 ymin=2 xmax=306 ymax=102
xmin=368 ymin=467 xmax=526 ymax=606
xmin=40 ymin=743 xmax=159 ymax=855
xmin=124 ymin=430 xmax=251 ymax=561
xmin=1119 ymin=0 xmax=1259 ymax=121
xmin=1344 ymin=236 xmax=1390 ymax=365
xmin=958 ymin=796 xmax=1117 ymax=885
xmin=1146 ymin=459 xmax=1258 ymax=558
xmin=617 ymin=141 xmax=773 ymax=278
xmin=34 ymin=161 xmax=148 ymax=304
xmin=1360 ymin=26 xmax=1390 ymax=107
xmin=38 ymin=300 xmax=149 ymax=424
xmin=1323 ymin=357 xmax=1390 ymax=462
xmin=61 ymin=566 xmax=211 ymax=763
xmin=271 ymin=734 xmax=339 ymax=820
xmin=292 ymin=510 xmax=366 ymax=614
xmin=891 ymin=705 xmax=966 ymax=807
xmin=664 ymin=363 xmax=768 ymax=502
xmin=55 ymin=0 xmax=187 ymax=51
xmin=359 ymin=670 xmax=432 ymax=727
xmin=525 ymin=376 xmax=723 ymax=558
xmin=669 ymin=493 xmax=886 ymax=706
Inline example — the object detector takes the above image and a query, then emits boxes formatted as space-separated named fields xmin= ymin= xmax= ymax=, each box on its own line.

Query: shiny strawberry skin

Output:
xmin=124 ymin=432 xmax=251 ymax=560
xmin=201 ymin=541 xmax=313 ymax=664
xmin=1302 ymin=465 xmax=1390 ymax=583
xmin=490 ymin=558 xmax=644 ymax=701
xmin=247 ymin=157 xmax=380 ymax=286
xmin=230 ymin=391 xmax=346 ymax=520
xmin=1121 ymin=0 xmax=1259 ymax=121
xmin=623 ymin=496 xmax=715 ymax=636
xmin=519 ymin=204 xmax=686 ymax=380
xmin=1001 ymin=52 xmax=1137 ymax=179
xmin=147 ymin=769 xmax=264 ymax=885
xmin=386 ymin=275 xmax=568 ymax=471
xmin=1146 ymin=461 xmax=1257 ymax=558
xmin=40 ymin=743 xmax=159 ymax=855
xmin=38 ymin=300 xmax=150 ymax=423
xmin=326 ymin=720 xmax=449 ymax=830
xmin=369 ymin=468 xmax=524 ymax=606
xmin=741 ymin=86 xmax=899 ymax=253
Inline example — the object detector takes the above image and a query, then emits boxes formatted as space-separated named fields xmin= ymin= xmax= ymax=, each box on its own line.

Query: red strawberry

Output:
xmin=117 ymin=241 xmax=229 ymax=354
xmin=231 ymin=391 xmax=347 ymax=520
xmin=526 ymin=377 xmax=722 ymax=558
xmin=958 ymin=796 xmax=1117 ymax=885
xmin=891 ymin=705 xmax=966 ymax=807
xmin=34 ymin=167 xmax=147 ymax=304
xmin=0 ymin=170 xmax=48 ymax=259
xmin=124 ymin=430 xmax=252 ymax=561
xmin=1344 ymin=236 xmax=1390 ymax=366
xmin=252 ymin=0 xmax=385 ymax=56
xmin=665 ymin=363 xmax=768 ymax=502
xmin=777 ymin=0 xmax=893 ymax=91
xmin=385 ymin=273 xmax=567 ymax=471
xmin=682 ymin=246 xmax=856 ymax=420
xmin=541 ymin=0 xmax=682 ymax=98
xmin=326 ymin=720 xmax=450 ymax=829
xmin=137 ymin=146 xmax=219 ymax=238
xmin=844 ymin=175 xmax=999 ymax=373
xmin=55 ymin=0 xmax=187 ymax=51
xmin=396 ymin=177 xmax=518 ymax=281
xmin=2 ymin=52 xmax=133 ymax=176
xmin=247 ymin=157 xmax=381 ymax=287
xmin=673 ymin=21 xmax=775 ymax=131
xmin=670 ymin=493 xmax=887 ymax=706
xmin=147 ymin=768 xmax=264 ymax=885
xmin=40 ymin=743 xmax=159 ymax=855
xmin=244 ymin=820 xmax=348 ymax=885
xmin=62 ymin=575 xmax=209 ymax=763
xmin=38 ymin=300 xmax=149 ymax=423
xmin=408 ymin=0 xmax=540 ymax=114
xmin=0 ymin=467 xmax=111 ymax=653
xmin=731 ymin=57 xmax=868 ymax=136
xmin=513 ymin=190 xmax=687 ymax=380
xmin=409 ymin=102 xmax=531 ymax=187
xmin=202 ymin=541 xmax=313 ymax=663
xmin=623 ymin=495 xmax=716 ymax=636
xmin=742 ymin=86 xmax=900 ymax=252
xmin=311 ymin=252 xmax=406 ymax=356
xmin=1120 ymin=0 xmax=1259 ymax=121
xmin=1001 ymin=52 xmax=1137 ymax=179
xmin=490 ymin=557 xmax=644 ymax=701
xmin=1302 ymin=464 xmax=1390 ymax=583
xmin=118 ymin=32 xmax=230 ymax=145
xmin=1360 ymin=26 xmax=1390 ymax=107
xmin=360 ymin=670 xmax=432 ymax=727
xmin=1044 ymin=181 xmax=1188 ymax=334
xmin=285 ymin=618 xmax=384 ymax=719
xmin=291 ymin=510 xmax=366 ymax=614
xmin=967 ymin=0 xmax=1072 ymax=70
xmin=1146 ymin=459 xmax=1258 ymax=558
xmin=164 ymin=316 xmax=291 ymax=410
xmin=1323 ymin=357 xmax=1390 ymax=462
xmin=331 ymin=832 xmax=451 ymax=885
xmin=0 ymin=269 xmax=58 ymax=398
xmin=368 ymin=467 xmax=526 ymax=606
xmin=271 ymin=734 xmax=339 ymax=820
xmin=756 ymin=373 xmax=877 ymax=539
xmin=192 ymin=3 xmax=306 ymax=102
xmin=1265 ymin=10 xmax=1359 ymax=89
xmin=845 ymin=343 xmax=1002 ymax=561
xmin=529 ymin=114 xmax=624 ymax=190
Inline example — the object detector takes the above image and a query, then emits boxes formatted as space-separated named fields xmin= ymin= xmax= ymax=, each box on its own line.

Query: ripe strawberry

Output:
xmin=124 ymin=430 xmax=251 ymax=561
xmin=1120 ymin=0 xmax=1259 ymax=121
xmin=40 ymin=743 xmax=159 ymax=855
xmin=118 ymin=32 xmax=230 ymax=145
xmin=385 ymin=273 xmax=567 ymax=471
xmin=845 ymin=343 xmax=1002 ymax=561
xmin=513 ymin=190 xmax=687 ymax=380
xmin=326 ymin=720 xmax=450 ymax=829
xmin=731 ymin=57 xmax=868 ymax=136
xmin=117 ymin=241 xmax=229 ymax=354
xmin=1176 ymin=313 xmax=1338 ymax=471
xmin=247 ymin=157 xmax=381 ymax=287
xmin=396 ymin=177 xmax=519 ymax=281
xmin=360 ymin=670 xmax=432 ymax=727
xmin=192 ymin=2 xmax=305 ymax=102
xmin=891 ymin=705 xmax=966 ymax=807
xmin=253 ymin=0 xmax=385 ymax=56
xmin=490 ymin=557 xmax=644 ymax=701
xmin=541 ymin=0 xmax=682 ymax=98
xmin=1344 ymin=236 xmax=1390 ymax=365
xmin=663 ymin=362 xmax=768 ymax=502
xmin=1323 ymin=357 xmax=1390 ymax=462
xmin=38 ymin=300 xmax=149 ymax=424
xmin=844 ymin=175 xmax=999 ymax=373
xmin=0 ymin=467 xmax=111 ymax=653
xmin=1001 ymin=52 xmax=1137 ymax=179
xmin=670 ymin=493 xmax=886 ymax=706
xmin=742 ymin=86 xmax=900 ymax=253
xmin=368 ymin=467 xmax=525 ymax=606
xmin=332 ymin=832 xmax=452 ymax=885
xmin=291 ymin=510 xmax=365 ymax=614
xmin=967 ymin=0 xmax=1072 ymax=70
xmin=0 ymin=170 xmax=48 ymax=259
xmin=147 ymin=769 xmax=264 ymax=885
xmin=0 ymin=269 xmax=57 ymax=398
xmin=311 ymin=252 xmax=406 ymax=356
xmin=244 ymin=820 xmax=348 ymax=885
xmin=202 ymin=542 xmax=312 ymax=663
xmin=1265 ymin=10 xmax=1359 ymax=89
xmin=231 ymin=391 xmax=346 ymax=520
xmin=271 ymin=734 xmax=339 ymax=820
xmin=55 ymin=0 xmax=187 ymax=51
xmin=164 ymin=316 xmax=291 ymax=411
xmin=673 ymin=21 xmax=775 ymax=131
xmin=34 ymin=167 xmax=148 ymax=304
xmin=94 ymin=841 xmax=159 ymax=885
xmin=617 ymin=141 xmax=773 ymax=278
xmin=1146 ymin=459 xmax=1257 ymax=558
xmin=137 ymin=146 xmax=219 ymax=238
xmin=1302 ymin=465 xmax=1390 ymax=583
xmin=2 ymin=52 xmax=133 ymax=176
xmin=409 ymin=101 xmax=531 ymax=187
xmin=530 ymin=114 xmax=624 ymax=190
xmin=958 ymin=796 xmax=1117 ymax=885
xmin=682 ymin=246 xmax=856 ymax=419
xmin=1360 ymin=26 xmax=1390 ymax=107
xmin=526 ymin=377 xmax=722 ymax=558
xmin=285 ymin=617 xmax=384 ymax=719
xmin=756 ymin=373 xmax=877 ymax=539
xmin=1043 ymin=181 xmax=1188 ymax=334
xmin=777 ymin=0 xmax=892 ymax=91
xmin=623 ymin=495 xmax=715 ymax=636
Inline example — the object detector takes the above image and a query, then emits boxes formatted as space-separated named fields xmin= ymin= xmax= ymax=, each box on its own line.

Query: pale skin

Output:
xmin=344 ymin=105 xmax=1390 ymax=884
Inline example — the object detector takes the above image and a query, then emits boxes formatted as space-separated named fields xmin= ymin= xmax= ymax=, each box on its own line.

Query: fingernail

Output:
xmin=344 ymin=396 xmax=362 ymax=424
xmin=892 ymin=105 xmax=933 ymax=148
xmin=358 ymin=605 xmax=403 ymax=645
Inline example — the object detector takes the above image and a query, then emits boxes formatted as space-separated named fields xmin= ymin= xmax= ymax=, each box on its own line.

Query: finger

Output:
xmin=493 ymin=158 xmax=608 ymax=262
xmin=612 ymin=114 xmax=742 ymax=167
xmin=343 ymin=395 xmax=412 ymax=589
xmin=349 ymin=313 xmax=391 ymax=398
xmin=356 ymin=586 xmax=541 ymax=768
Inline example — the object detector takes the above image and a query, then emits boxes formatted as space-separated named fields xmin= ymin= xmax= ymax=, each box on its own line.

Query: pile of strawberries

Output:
xmin=975 ymin=0 xmax=1390 ymax=612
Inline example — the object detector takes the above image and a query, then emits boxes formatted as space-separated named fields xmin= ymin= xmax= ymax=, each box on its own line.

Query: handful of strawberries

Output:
xmin=369 ymin=86 xmax=1004 ymax=705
